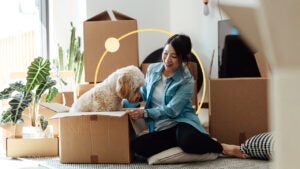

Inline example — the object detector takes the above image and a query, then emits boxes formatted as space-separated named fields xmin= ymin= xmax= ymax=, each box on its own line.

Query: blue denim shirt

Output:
xmin=141 ymin=62 xmax=208 ymax=135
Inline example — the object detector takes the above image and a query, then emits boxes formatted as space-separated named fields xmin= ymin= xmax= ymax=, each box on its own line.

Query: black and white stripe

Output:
xmin=240 ymin=132 xmax=274 ymax=160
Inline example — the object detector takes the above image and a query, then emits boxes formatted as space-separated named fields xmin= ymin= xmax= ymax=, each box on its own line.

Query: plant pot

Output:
xmin=22 ymin=125 xmax=53 ymax=139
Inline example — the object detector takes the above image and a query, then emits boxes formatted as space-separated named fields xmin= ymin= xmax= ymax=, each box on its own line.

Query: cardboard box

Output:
xmin=78 ymin=83 xmax=95 ymax=97
xmin=6 ymin=137 xmax=59 ymax=157
xmin=84 ymin=10 xmax=138 ymax=83
xmin=1 ymin=92 xmax=73 ymax=157
xmin=51 ymin=110 xmax=132 ymax=163
xmin=209 ymin=52 xmax=269 ymax=145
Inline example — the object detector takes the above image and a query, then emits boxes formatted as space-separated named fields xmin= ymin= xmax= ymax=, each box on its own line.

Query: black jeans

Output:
xmin=132 ymin=122 xmax=223 ymax=158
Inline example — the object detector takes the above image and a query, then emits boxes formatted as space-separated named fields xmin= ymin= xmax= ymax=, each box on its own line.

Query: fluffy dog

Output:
xmin=70 ymin=65 xmax=144 ymax=112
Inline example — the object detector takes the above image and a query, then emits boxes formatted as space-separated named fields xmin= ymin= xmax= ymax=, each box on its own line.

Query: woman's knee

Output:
xmin=177 ymin=132 xmax=197 ymax=153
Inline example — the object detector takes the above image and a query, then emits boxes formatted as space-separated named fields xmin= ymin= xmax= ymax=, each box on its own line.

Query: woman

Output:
xmin=125 ymin=34 xmax=244 ymax=159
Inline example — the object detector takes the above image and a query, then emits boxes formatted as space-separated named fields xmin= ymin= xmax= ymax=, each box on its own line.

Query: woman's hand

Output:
xmin=126 ymin=109 xmax=144 ymax=120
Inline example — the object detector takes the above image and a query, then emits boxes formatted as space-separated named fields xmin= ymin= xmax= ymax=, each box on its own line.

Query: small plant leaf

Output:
xmin=40 ymin=116 xmax=48 ymax=131
xmin=0 ymin=81 xmax=25 ymax=100
xmin=0 ymin=109 xmax=12 ymax=124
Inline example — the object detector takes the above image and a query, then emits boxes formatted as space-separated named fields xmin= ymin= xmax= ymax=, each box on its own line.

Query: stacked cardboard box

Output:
xmin=46 ymin=10 xmax=139 ymax=163
xmin=84 ymin=10 xmax=138 ymax=83
xmin=209 ymin=52 xmax=269 ymax=145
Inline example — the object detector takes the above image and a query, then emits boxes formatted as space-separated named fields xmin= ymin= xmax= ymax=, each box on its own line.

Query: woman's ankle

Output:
xmin=221 ymin=143 xmax=246 ymax=159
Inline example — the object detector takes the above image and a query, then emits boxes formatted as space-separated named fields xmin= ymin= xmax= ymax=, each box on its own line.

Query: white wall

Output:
xmin=49 ymin=0 xmax=86 ymax=59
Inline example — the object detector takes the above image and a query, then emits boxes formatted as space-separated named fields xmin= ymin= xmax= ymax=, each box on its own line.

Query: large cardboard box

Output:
xmin=209 ymin=52 xmax=269 ymax=145
xmin=51 ymin=111 xmax=132 ymax=163
xmin=84 ymin=10 xmax=138 ymax=83
xmin=78 ymin=83 xmax=94 ymax=97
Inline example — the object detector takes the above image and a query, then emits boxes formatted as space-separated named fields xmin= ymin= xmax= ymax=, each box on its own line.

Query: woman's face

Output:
xmin=162 ymin=44 xmax=180 ymax=75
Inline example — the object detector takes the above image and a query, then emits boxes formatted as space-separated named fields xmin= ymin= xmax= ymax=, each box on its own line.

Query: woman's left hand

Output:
xmin=126 ymin=109 xmax=144 ymax=120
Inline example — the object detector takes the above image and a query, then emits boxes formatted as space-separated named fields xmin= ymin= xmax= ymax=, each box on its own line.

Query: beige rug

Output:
xmin=20 ymin=157 xmax=271 ymax=169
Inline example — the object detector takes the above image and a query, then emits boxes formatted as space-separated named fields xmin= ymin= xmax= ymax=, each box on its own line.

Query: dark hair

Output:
xmin=165 ymin=34 xmax=192 ymax=63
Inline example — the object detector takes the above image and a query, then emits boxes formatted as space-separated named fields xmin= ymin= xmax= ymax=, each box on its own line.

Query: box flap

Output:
xmin=86 ymin=10 xmax=135 ymax=22
xmin=219 ymin=4 xmax=261 ymax=53
xmin=208 ymin=49 xmax=269 ymax=79
xmin=254 ymin=52 xmax=270 ymax=77
xmin=208 ymin=50 xmax=216 ymax=78
xmin=112 ymin=10 xmax=135 ymax=20
xmin=130 ymin=118 xmax=149 ymax=136
xmin=51 ymin=111 xmax=127 ymax=119
xmin=40 ymin=102 xmax=70 ymax=113
xmin=86 ymin=11 xmax=110 ymax=21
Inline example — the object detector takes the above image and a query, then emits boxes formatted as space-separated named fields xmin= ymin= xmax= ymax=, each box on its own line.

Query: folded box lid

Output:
xmin=51 ymin=111 xmax=126 ymax=119
xmin=86 ymin=10 xmax=136 ymax=22
xmin=42 ymin=102 xmax=127 ymax=119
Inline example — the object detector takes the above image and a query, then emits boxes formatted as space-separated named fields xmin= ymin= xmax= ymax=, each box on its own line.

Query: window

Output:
xmin=0 ymin=0 xmax=48 ymax=87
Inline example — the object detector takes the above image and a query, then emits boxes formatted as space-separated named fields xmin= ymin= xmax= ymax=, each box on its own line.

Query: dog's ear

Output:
xmin=116 ymin=73 xmax=131 ymax=98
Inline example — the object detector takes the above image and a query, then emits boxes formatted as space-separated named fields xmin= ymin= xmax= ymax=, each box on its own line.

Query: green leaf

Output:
xmin=0 ymin=81 xmax=25 ymax=100
xmin=9 ymin=92 xmax=32 ymax=124
xmin=68 ymin=22 xmax=76 ymax=70
xmin=35 ymin=77 xmax=56 ymax=101
xmin=75 ymin=53 xmax=84 ymax=84
xmin=46 ymin=87 xmax=58 ymax=102
xmin=39 ymin=116 xmax=48 ymax=131
xmin=26 ymin=57 xmax=51 ymax=92
xmin=58 ymin=44 xmax=65 ymax=71
xmin=0 ymin=109 xmax=12 ymax=124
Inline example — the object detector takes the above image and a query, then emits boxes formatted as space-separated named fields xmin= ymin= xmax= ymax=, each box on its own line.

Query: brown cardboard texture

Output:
xmin=84 ymin=10 xmax=138 ymax=83
xmin=6 ymin=137 xmax=59 ymax=157
xmin=51 ymin=111 xmax=131 ymax=163
xmin=209 ymin=52 xmax=269 ymax=145
xmin=78 ymin=83 xmax=94 ymax=97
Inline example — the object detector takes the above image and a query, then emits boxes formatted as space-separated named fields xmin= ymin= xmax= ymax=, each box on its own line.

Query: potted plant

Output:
xmin=52 ymin=22 xmax=84 ymax=99
xmin=0 ymin=57 xmax=58 ymax=138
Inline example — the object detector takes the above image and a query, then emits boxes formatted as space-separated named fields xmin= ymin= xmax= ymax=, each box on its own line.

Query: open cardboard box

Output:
xmin=84 ymin=10 xmax=138 ymax=83
xmin=208 ymin=51 xmax=270 ymax=145
xmin=47 ymin=103 xmax=143 ymax=164
xmin=208 ymin=4 xmax=272 ymax=145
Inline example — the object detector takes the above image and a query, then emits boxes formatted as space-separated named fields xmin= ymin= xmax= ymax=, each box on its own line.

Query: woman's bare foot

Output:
xmin=221 ymin=143 xmax=246 ymax=159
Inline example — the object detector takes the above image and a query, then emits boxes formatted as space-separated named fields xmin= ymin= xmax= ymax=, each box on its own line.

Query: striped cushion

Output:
xmin=240 ymin=132 xmax=274 ymax=160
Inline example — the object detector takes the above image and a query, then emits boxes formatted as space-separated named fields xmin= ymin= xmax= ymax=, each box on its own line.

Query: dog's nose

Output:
xmin=135 ymin=95 xmax=142 ymax=102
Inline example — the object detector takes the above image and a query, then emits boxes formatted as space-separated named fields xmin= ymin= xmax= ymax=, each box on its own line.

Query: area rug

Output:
xmin=20 ymin=157 xmax=271 ymax=169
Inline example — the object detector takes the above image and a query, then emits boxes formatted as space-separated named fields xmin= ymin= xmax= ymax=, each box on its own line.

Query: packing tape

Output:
xmin=90 ymin=155 xmax=99 ymax=163
xmin=90 ymin=115 xmax=98 ymax=121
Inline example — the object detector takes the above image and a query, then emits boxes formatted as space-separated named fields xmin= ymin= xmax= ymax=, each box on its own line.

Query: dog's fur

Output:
xmin=70 ymin=65 xmax=144 ymax=112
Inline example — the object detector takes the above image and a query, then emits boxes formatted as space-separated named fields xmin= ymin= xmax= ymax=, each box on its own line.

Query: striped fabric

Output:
xmin=240 ymin=132 xmax=274 ymax=160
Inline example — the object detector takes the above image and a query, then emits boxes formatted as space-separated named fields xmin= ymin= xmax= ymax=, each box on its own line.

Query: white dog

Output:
xmin=70 ymin=65 xmax=144 ymax=112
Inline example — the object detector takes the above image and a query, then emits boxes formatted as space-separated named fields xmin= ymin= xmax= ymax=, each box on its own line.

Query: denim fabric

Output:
xmin=141 ymin=62 xmax=207 ymax=134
